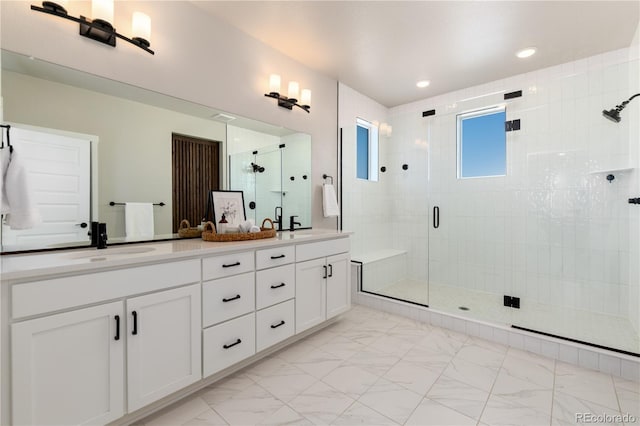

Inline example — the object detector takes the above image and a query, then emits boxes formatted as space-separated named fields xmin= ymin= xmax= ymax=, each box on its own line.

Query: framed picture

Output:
xmin=208 ymin=190 xmax=246 ymax=229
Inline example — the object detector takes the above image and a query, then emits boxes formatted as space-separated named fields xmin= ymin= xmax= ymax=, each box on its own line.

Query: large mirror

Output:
xmin=0 ymin=50 xmax=312 ymax=253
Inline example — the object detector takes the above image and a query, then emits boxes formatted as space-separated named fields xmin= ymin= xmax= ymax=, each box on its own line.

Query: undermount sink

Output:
xmin=66 ymin=246 xmax=157 ymax=259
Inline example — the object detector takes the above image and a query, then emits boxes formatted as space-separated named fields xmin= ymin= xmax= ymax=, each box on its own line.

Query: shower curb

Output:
xmin=353 ymin=290 xmax=640 ymax=382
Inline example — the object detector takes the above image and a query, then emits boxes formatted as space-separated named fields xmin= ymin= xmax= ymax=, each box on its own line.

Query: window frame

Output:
xmin=356 ymin=117 xmax=379 ymax=182
xmin=456 ymin=105 xmax=507 ymax=179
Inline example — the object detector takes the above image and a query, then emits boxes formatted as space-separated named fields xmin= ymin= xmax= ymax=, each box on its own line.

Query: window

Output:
xmin=457 ymin=106 xmax=506 ymax=178
xmin=356 ymin=118 xmax=379 ymax=181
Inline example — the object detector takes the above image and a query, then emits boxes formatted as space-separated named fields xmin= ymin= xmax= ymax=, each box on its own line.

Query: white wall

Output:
xmin=3 ymin=71 xmax=227 ymax=238
xmin=0 ymin=0 xmax=337 ymax=230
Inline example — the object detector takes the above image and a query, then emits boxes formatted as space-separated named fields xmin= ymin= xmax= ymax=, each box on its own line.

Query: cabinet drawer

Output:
xmin=202 ymin=251 xmax=254 ymax=280
xmin=12 ymin=259 xmax=200 ymax=319
xmin=255 ymin=264 xmax=295 ymax=310
xmin=203 ymin=313 xmax=255 ymax=378
xmin=296 ymin=238 xmax=350 ymax=262
xmin=256 ymin=299 xmax=294 ymax=352
xmin=203 ymin=273 xmax=255 ymax=327
xmin=256 ymin=245 xmax=295 ymax=270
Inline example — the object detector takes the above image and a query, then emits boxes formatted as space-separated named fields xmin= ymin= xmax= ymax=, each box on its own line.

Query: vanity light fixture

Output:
xmin=264 ymin=74 xmax=311 ymax=113
xmin=30 ymin=0 xmax=155 ymax=55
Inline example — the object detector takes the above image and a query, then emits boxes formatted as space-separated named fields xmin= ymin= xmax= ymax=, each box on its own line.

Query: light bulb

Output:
xmin=269 ymin=74 xmax=281 ymax=95
xmin=287 ymin=81 xmax=299 ymax=101
xmin=132 ymin=12 xmax=151 ymax=45
xmin=91 ymin=0 xmax=114 ymax=23
xmin=300 ymin=89 xmax=311 ymax=107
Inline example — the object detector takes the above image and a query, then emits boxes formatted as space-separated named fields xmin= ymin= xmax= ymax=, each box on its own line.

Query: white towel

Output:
xmin=1 ymin=148 xmax=42 ymax=229
xmin=125 ymin=202 xmax=154 ymax=238
xmin=322 ymin=183 xmax=340 ymax=217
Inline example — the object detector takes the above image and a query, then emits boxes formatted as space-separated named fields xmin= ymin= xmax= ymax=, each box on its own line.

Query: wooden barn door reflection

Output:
xmin=171 ymin=134 xmax=220 ymax=233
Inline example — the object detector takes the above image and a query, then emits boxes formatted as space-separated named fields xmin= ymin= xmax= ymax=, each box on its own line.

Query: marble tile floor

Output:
xmin=373 ymin=279 xmax=640 ymax=355
xmin=139 ymin=305 xmax=639 ymax=426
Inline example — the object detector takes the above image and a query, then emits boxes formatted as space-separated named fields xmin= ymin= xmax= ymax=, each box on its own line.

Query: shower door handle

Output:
xmin=433 ymin=206 xmax=440 ymax=229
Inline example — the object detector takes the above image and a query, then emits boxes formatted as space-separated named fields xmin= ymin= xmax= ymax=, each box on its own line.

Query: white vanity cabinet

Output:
xmin=126 ymin=284 xmax=202 ymax=412
xmin=9 ymin=260 xmax=201 ymax=425
xmin=202 ymin=250 xmax=257 ymax=379
xmin=2 ymin=233 xmax=351 ymax=426
xmin=295 ymin=239 xmax=351 ymax=333
xmin=12 ymin=302 xmax=125 ymax=425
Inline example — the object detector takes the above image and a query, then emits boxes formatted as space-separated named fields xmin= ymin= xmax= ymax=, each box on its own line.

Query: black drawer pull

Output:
xmin=270 ymin=282 xmax=286 ymax=289
xmin=270 ymin=254 xmax=286 ymax=259
xmin=323 ymin=265 xmax=328 ymax=279
xmin=223 ymin=338 xmax=242 ymax=349
xmin=114 ymin=315 xmax=121 ymax=341
xmin=433 ymin=206 xmax=440 ymax=229
xmin=222 ymin=262 xmax=241 ymax=268
xmin=222 ymin=294 xmax=241 ymax=303
xmin=270 ymin=320 xmax=286 ymax=329
xmin=328 ymin=264 xmax=333 ymax=278
xmin=131 ymin=311 xmax=138 ymax=335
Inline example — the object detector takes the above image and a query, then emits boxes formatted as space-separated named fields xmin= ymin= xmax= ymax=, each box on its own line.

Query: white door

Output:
xmin=2 ymin=126 xmax=91 ymax=248
xmin=127 ymin=284 xmax=202 ymax=412
xmin=12 ymin=302 xmax=125 ymax=426
xmin=295 ymin=258 xmax=327 ymax=333
xmin=326 ymin=253 xmax=351 ymax=319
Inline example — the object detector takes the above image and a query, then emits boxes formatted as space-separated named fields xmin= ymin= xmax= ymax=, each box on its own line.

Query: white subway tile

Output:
xmin=578 ymin=348 xmax=600 ymax=371
xmin=558 ymin=344 xmax=579 ymax=365
xmin=620 ymin=359 xmax=640 ymax=382
xmin=598 ymin=354 xmax=622 ymax=377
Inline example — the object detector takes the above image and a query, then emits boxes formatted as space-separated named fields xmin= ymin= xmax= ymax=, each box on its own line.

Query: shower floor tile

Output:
xmin=371 ymin=279 xmax=639 ymax=354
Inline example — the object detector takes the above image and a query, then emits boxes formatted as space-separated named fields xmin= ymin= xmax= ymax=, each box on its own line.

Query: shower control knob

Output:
xmin=629 ymin=198 xmax=640 ymax=205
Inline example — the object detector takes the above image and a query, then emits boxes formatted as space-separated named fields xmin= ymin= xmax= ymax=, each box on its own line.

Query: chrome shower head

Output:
xmin=603 ymin=93 xmax=639 ymax=123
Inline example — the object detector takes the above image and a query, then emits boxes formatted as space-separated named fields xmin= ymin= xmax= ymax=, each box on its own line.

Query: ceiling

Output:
xmin=193 ymin=1 xmax=639 ymax=108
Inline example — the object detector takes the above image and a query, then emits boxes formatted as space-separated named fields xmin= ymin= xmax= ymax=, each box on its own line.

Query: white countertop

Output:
xmin=1 ymin=230 xmax=351 ymax=282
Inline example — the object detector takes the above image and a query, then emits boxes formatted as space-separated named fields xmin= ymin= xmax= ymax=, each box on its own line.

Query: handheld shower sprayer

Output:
xmin=602 ymin=93 xmax=639 ymax=123
xmin=251 ymin=162 xmax=265 ymax=173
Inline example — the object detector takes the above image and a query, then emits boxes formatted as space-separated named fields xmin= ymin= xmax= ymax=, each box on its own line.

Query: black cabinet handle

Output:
xmin=270 ymin=320 xmax=286 ymax=329
xmin=223 ymin=338 xmax=242 ymax=349
xmin=328 ymin=264 xmax=333 ymax=278
xmin=630 ymin=198 xmax=640 ymax=205
xmin=270 ymin=283 xmax=286 ymax=289
xmin=270 ymin=254 xmax=286 ymax=259
xmin=114 ymin=315 xmax=120 ymax=341
xmin=222 ymin=262 xmax=241 ymax=268
xmin=323 ymin=265 xmax=327 ymax=279
xmin=222 ymin=294 xmax=241 ymax=303
xmin=132 ymin=311 xmax=138 ymax=335
xmin=433 ymin=206 xmax=440 ymax=229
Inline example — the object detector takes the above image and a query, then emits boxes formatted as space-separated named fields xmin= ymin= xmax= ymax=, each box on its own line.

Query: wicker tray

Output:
xmin=177 ymin=219 xmax=202 ymax=238
xmin=202 ymin=218 xmax=276 ymax=242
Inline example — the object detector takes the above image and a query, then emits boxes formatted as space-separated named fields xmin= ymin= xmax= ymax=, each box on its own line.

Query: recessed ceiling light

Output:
xmin=416 ymin=80 xmax=430 ymax=88
xmin=516 ymin=47 xmax=536 ymax=59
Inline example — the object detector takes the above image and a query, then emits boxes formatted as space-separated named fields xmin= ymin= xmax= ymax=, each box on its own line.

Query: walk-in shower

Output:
xmin=344 ymin=46 xmax=639 ymax=356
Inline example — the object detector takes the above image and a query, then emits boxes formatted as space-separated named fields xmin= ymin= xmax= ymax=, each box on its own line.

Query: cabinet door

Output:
xmin=295 ymin=258 xmax=327 ymax=333
xmin=326 ymin=253 xmax=351 ymax=319
xmin=127 ymin=284 xmax=201 ymax=412
xmin=12 ymin=302 xmax=124 ymax=426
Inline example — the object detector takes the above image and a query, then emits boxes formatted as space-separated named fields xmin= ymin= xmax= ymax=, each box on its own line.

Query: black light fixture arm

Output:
xmin=264 ymin=93 xmax=310 ymax=113
xmin=30 ymin=3 xmax=154 ymax=55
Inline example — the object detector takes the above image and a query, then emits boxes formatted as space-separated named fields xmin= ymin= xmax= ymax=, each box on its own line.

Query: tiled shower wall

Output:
xmin=339 ymin=83 xmax=392 ymax=258
xmin=387 ymin=46 xmax=638 ymax=322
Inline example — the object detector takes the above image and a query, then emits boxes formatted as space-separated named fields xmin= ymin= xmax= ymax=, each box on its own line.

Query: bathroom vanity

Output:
xmin=0 ymin=231 xmax=351 ymax=425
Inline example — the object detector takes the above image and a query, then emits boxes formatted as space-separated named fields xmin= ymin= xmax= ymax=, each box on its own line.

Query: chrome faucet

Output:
xmin=289 ymin=215 xmax=301 ymax=232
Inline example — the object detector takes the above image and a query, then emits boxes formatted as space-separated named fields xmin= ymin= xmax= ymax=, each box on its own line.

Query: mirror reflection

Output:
xmin=0 ymin=50 xmax=312 ymax=252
